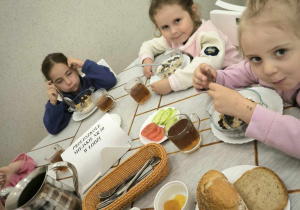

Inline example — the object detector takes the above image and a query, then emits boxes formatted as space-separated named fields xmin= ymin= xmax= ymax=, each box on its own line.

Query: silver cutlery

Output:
xmin=98 ymin=157 xmax=160 ymax=201
xmin=97 ymin=157 xmax=155 ymax=209
xmin=124 ymin=63 xmax=169 ymax=71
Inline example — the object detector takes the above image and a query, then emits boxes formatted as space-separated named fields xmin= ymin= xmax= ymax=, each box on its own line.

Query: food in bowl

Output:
xmin=156 ymin=55 xmax=183 ymax=79
xmin=68 ymin=87 xmax=95 ymax=114
xmin=152 ymin=49 xmax=183 ymax=79
xmin=207 ymin=88 xmax=263 ymax=137
xmin=218 ymin=98 xmax=259 ymax=130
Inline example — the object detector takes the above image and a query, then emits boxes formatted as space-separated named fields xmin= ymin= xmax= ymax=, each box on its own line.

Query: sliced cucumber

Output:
xmin=165 ymin=117 xmax=178 ymax=132
xmin=159 ymin=108 xmax=172 ymax=125
xmin=164 ymin=109 xmax=179 ymax=131
xmin=152 ymin=109 xmax=165 ymax=124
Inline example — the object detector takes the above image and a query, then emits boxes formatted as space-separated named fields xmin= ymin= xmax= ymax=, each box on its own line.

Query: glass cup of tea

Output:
xmin=124 ymin=77 xmax=151 ymax=104
xmin=164 ymin=114 xmax=201 ymax=154
xmin=91 ymin=88 xmax=115 ymax=112
xmin=44 ymin=144 xmax=68 ymax=171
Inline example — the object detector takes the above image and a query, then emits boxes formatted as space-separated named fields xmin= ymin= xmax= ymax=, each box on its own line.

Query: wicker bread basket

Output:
xmin=82 ymin=143 xmax=169 ymax=210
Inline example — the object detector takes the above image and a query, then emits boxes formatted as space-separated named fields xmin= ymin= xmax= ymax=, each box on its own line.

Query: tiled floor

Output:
xmin=28 ymin=65 xmax=300 ymax=209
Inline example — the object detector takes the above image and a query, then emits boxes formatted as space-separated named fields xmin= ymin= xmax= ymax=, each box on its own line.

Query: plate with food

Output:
xmin=222 ymin=165 xmax=290 ymax=210
xmin=196 ymin=166 xmax=290 ymax=210
xmin=150 ymin=53 xmax=191 ymax=84
xmin=139 ymin=107 xmax=179 ymax=145
xmin=72 ymin=106 xmax=97 ymax=121
xmin=209 ymin=87 xmax=283 ymax=144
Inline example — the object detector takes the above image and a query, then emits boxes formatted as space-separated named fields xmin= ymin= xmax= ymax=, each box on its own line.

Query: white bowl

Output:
xmin=154 ymin=181 xmax=194 ymax=210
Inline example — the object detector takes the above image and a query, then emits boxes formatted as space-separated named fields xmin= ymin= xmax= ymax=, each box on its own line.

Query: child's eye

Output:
xmin=56 ymin=79 xmax=62 ymax=84
xmin=174 ymin=18 xmax=181 ymax=24
xmin=250 ymin=57 xmax=262 ymax=63
xmin=161 ymin=25 xmax=168 ymax=30
xmin=275 ymin=49 xmax=286 ymax=57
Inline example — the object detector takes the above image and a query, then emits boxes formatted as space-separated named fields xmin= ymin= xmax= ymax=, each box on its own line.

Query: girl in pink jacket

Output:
xmin=193 ymin=0 xmax=300 ymax=159
xmin=139 ymin=0 xmax=241 ymax=95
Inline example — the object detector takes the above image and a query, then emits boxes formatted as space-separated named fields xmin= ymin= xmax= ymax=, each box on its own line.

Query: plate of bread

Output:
xmin=196 ymin=165 xmax=290 ymax=210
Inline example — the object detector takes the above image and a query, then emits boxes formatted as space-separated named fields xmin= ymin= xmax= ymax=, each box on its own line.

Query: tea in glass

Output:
xmin=124 ymin=77 xmax=151 ymax=104
xmin=164 ymin=114 xmax=201 ymax=153
xmin=44 ymin=144 xmax=68 ymax=171
xmin=91 ymin=88 xmax=115 ymax=112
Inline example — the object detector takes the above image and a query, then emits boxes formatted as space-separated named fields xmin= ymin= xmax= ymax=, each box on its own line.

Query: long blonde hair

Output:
xmin=238 ymin=0 xmax=300 ymax=54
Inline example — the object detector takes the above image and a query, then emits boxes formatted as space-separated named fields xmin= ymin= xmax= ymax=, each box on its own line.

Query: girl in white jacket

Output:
xmin=139 ymin=0 xmax=241 ymax=95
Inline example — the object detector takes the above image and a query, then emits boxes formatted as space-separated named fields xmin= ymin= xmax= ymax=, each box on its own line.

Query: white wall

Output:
xmin=0 ymin=0 xmax=245 ymax=165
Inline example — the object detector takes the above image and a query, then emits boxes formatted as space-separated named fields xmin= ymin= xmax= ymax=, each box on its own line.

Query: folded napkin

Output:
xmin=61 ymin=113 xmax=131 ymax=193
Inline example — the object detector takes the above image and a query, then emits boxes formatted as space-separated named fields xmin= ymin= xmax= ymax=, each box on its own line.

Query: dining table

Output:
xmin=27 ymin=58 xmax=300 ymax=210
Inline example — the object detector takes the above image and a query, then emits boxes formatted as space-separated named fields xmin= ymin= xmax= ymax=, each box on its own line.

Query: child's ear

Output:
xmin=191 ymin=4 xmax=198 ymax=15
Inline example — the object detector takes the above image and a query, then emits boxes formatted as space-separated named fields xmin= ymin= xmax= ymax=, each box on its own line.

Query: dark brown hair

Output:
xmin=41 ymin=53 xmax=68 ymax=81
xmin=149 ymin=0 xmax=202 ymax=35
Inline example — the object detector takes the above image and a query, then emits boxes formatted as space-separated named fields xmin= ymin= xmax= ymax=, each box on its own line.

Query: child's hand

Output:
xmin=150 ymin=78 xmax=172 ymax=95
xmin=207 ymin=83 xmax=256 ymax=124
xmin=193 ymin=63 xmax=216 ymax=90
xmin=142 ymin=58 xmax=154 ymax=78
xmin=0 ymin=166 xmax=13 ymax=190
xmin=46 ymin=81 xmax=58 ymax=105
xmin=68 ymin=57 xmax=84 ymax=68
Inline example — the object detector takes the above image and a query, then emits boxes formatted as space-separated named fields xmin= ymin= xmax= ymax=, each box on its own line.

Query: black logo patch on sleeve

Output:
xmin=204 ymin=46 xmax=219 ymax=56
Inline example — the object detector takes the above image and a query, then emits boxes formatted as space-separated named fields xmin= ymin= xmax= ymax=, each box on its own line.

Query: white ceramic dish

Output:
xmin=154 ymin=181 xmax=194 ymax=210
xmin=72 ymin=106 xmax=97 ymax=121
xmin=150 ymin=54 xmax=191 ymax=84
xmin=139 ymin=107 xmax=179 ymax=145
xmin=196 ymin=165 xmax=290 ymax=210
xmin=210 ymin=87 xmax=283 ymax=144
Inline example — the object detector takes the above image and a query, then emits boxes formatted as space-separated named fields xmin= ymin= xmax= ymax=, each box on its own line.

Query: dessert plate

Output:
xmin=139 ymin=107 xmax=179 ymax=145
xmin=211 ymin=86 xmax=283 ymax=144
xmin=149 ymin=54 xmax=190 ymax=84
xmin=72 ymin=106 xmax=97 ymax=121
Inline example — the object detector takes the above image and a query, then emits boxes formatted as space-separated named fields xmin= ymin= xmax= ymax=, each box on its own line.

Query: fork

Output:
xmin=97 ymin=157 xmax=155 ymax=209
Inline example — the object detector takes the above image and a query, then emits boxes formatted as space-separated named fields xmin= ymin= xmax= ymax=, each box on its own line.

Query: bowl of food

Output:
xmin=207 ymin=88 xmax=263 ymax=137
xmin=152 ymin=49 xmax=184 ymax=79
xmin=68 ymin=87 xmax=95 ymax=114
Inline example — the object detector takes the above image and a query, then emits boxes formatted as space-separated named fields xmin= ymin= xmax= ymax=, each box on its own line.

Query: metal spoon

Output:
xmin=56 ymin=89 xmax=76 ymax=107
xmin=124 ymin=63 xmax=169 ymax=71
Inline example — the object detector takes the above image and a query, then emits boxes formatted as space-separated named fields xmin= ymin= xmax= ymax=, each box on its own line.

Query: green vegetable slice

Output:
xmin=159 ymin=108 xmax=172 ymax=125
xmin=151 ymin=109 xmax=165 ymax=124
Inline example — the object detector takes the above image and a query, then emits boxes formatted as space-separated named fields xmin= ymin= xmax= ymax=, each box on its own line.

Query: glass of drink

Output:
xmin=44 ymin=144 xmax=68 ymax=171
xmin=124 ymin=77 xmax=151 ymax=104
xmin=164 ymin=114 xmax=201 ymax=154
xmin=91 ymin=88 xmax=115 ymax=112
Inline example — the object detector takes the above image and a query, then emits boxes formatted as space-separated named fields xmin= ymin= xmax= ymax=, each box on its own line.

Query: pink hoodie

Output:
xmin=216 ymin=60 xmax=300 ymax=159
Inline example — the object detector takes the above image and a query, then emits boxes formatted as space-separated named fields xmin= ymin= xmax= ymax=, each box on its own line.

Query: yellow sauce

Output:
xmin=164 ymin=194 xmax=186 ymax=210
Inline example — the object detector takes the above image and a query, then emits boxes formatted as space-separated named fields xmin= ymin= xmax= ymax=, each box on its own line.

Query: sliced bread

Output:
xmin=233 ymin=167 xmax=288 ymax=210
xmin=197 ymin=170 xmax=248 ymax=210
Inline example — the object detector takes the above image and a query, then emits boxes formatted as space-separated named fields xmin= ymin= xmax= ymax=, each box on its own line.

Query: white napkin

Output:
xmin=61 ymin=113 xmax=131 ymax=193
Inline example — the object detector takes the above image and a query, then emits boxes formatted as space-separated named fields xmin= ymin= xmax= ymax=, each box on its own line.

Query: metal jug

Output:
xmin=0 ymin=161 xmax=81 ymax=210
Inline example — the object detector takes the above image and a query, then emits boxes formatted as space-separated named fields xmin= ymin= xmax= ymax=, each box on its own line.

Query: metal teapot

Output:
xmin=0 ymin=161 xmax=81 ymax=210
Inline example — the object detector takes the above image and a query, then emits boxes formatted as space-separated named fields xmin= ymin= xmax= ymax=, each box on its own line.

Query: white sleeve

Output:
xmin=139 ymin=36 xmax=170 ymax=62
xmin=170 ymin=31 xmax=225 ymax=91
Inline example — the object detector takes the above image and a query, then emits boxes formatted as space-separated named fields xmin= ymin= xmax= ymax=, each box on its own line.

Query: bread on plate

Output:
xmin=196 ymin=170 xmax=248 ymax=210
xmin=233 ymin=167 xmax=288 ymax=210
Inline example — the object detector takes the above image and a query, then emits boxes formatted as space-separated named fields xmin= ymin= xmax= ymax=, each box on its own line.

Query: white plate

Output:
xmin=211 ymin=86 xmax=283 ymax=144
xmin=72 ymin=106 xmax=98 ymax=121
xmin=150 ymin=54 xmax=191 ymax=84
xmin=139 ymin=107 xmax=179 ymax=145
xmin=196 ymin=165 xmax=290 ymax=209
xmin=222 ymin=165 xmax=290 ymax=210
